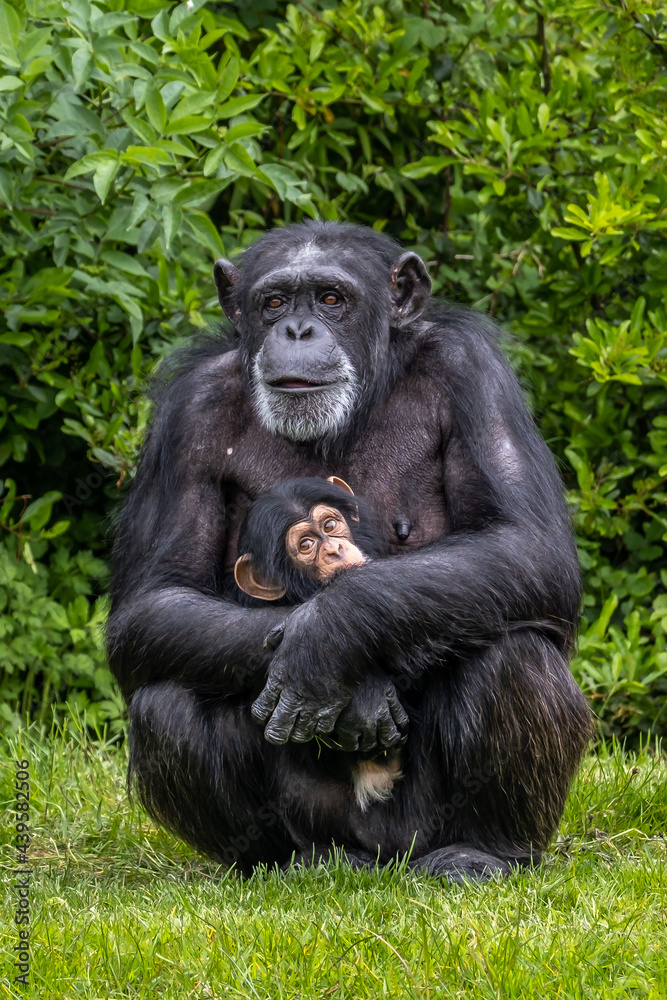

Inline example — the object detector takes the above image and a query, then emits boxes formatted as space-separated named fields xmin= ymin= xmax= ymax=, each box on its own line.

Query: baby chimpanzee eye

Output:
xmin=323 ymin=518 xmax=337 ymax=532
xmin=299 ymin=538 xmax=314 ymax=552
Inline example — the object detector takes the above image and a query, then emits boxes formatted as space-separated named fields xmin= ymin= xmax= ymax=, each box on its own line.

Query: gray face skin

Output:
xmin=247 ymin=253 xmax=360 ymax=441
xmin=213 ymin=238 xmax=432 ymax=444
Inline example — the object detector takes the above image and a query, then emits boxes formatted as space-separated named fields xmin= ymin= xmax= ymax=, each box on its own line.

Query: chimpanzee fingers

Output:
xmin=263 ymin=622 xmax=286 ymax=651
xmin=263 ymin=692 xmax=301 ymax=745
xmin=250 ymin=678 xmax=281 ymax=725
xmin=387 ymin=691 xmax=409 ymax=737
xmin=376 ymin=710 xmax=401 ymax=749
xmin=314 ymin=706 xmax=340 ymax=737
xmin=291 ymin=710 xmax=318 ymax=743
xmin=290 ymin=699 xmax=347 ymax=743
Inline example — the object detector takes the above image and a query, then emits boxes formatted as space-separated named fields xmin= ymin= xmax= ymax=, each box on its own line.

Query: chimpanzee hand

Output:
xmin=252 ymin=602 xmax=358 ymax=745
xmin=262 ymin=621 xmax=286 ymax=652
xmin=332 ymin=673 xmax=409 ymax=753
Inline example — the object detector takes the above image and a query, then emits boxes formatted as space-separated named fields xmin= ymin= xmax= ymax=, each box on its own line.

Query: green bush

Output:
xmin=0 ymin=0 xmax=665 ymax=741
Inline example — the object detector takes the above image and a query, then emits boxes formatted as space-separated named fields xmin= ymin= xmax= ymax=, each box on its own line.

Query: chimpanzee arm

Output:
xmin=107 ymin=358 xmax=287 ymax=700
xmin=253 ymin=316 xmax=581 ymax=743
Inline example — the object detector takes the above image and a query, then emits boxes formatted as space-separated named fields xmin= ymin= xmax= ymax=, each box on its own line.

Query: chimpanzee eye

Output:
xmin=299 ymin=537 xmax=314 ymax=553
xmin=266 ymin=296 xmax=284 ymax=309
xmin=323 ymin=518 xmax=337 ymax=533
xmin=321 ymin=292 xmax=340 ymax=306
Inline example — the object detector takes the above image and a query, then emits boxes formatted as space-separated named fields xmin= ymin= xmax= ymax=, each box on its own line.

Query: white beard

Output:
xmin=251 ymin=354 xmax=359 ymax=442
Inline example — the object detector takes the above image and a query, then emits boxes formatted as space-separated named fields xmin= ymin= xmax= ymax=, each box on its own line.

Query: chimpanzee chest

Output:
xmin=341 ymin=410 xmax=449 ymax=554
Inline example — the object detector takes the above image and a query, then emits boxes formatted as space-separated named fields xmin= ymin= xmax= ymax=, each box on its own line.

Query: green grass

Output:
xmin=1 ymin=721 xmax=666 ymax=999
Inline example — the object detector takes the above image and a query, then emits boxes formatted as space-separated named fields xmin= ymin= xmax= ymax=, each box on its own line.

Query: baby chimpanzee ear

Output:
xmin=234 ymin=554 xmax=286 ymax=601
xmin=327 ymin=476 xmax=354 ymax=495
xmin=326 ymin=476 xmax=359 ymax=521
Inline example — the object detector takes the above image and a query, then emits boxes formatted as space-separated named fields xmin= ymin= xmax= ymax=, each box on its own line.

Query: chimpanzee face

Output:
xmin=233 ymin=476 xmax=376 ymax=603
xmin=245 ymin=248 xmax=361 ymax=442
xmin=213 ymin=224 xmax=431 ymax=443
xmin=285 ymin=504 xmax=366 ymax=582
xmin=234 ymin=501 xmax=366 ymax=602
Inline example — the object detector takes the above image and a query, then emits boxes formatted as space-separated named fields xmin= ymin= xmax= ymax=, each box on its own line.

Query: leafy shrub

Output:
xmin=0 ymin=0 xmax=665 ymax=741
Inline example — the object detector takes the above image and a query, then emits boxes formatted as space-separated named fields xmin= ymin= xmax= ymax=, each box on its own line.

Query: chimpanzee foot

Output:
xmin=409 ymin=843 xmax=538 ymax=883
xmin=282 ymin=844 xmax=377 ymax=871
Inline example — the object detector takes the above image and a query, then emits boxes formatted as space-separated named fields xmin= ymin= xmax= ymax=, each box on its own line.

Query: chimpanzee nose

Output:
xmin=285 ymin=320 xmax=315 ymax=341
xmin=322 ymin=539 xmax=343 ymax=559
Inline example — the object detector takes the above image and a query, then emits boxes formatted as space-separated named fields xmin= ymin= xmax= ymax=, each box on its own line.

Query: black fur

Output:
xmin=108 ymin=221 xmax=592 ymax=881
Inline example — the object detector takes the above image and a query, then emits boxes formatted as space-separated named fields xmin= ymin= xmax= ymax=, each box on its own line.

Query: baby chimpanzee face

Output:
xmin=285 ymin=504 xmax=366 ymax=582
xmin=233 ymin=476 xmax=378 ymax=604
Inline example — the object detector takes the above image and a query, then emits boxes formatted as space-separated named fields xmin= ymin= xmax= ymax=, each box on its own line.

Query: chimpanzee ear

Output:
xmin=326 ymin=476 xmax=359 ymax=521
xmin=213 ymin=258 xmax=241 ymax=324
xmin=234 ymin=553 xmax=286 ymax=601
xmin=327 ymin=476 xmax=355 ymax=495
xmin=389 ymin=251 xmax=431 ymax=329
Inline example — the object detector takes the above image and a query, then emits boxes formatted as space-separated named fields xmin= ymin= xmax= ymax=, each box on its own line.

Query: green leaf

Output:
xmin=71 ymin=46 xmax=93 ymax=89
xmin=162 ymin=204 xmax=182 ymax=251
xmin=203 ymin=145 xmax=226 ymax=177
xmin=0 ymin=167 xmax=11 ymax=203
xmin=93 ymin=156 xmax=119 ymax=204
xmin=217 ymin=94 xmax=264 ymax=119
xmin=551 ymin=227 xmax=588 ymax=240
xmin=101 ymin=250 xmax=149 ymax=278
xmin=165 ymin=115 xmax=213 ymax=136
xmin=225 ymin=121 xmax=267 ymax=143
xmin=64 ymin=150 xmax=117 ymax=181
xmin=121 ymin=145 xmax=173 ymax=167
xmin=0 ymin=1 xmax=20 ymax=50
xmin=145 ymin=84 xmax=167 ymax=134
xmin=537 ymin=103 xmax=549 ymax=132
xmin=486 ymin=116 xmax=511 ymax=148
xmin=218 ymin=55 xmax=239 ymax=104
xmin=0 ymin=332 xmax=32 ymax=347
xmin=630 ymin=296 xmax=645 ymax=332
xmin=169 ymin=0 xmax=207 ymax=34
xmin=0 ymin=75 xmax=22 ymax=91
xmin=258 ymin=163 xmax=305 ymax=200
xmin=185 ymin=211 xmax=225 ymax=258
xmin=401 ymin=156 xmax=451 ymax=179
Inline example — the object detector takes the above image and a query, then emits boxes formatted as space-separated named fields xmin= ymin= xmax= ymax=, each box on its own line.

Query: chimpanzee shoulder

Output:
xmin=150 ymin=333 xmax=245 ymax=414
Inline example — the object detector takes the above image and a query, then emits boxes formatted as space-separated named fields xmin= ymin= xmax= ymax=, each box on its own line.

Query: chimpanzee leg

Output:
xmin=405 ymin=629 xmax=592 ymax=881
xmin=128 ymin=681 xmax=298 ymax=873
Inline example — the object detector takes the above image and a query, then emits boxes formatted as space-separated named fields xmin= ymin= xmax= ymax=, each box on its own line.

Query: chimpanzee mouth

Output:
xmin=268 ymin=377 xmax=336 ymax=393
xmin=252 ymin=353 xmax=358 ymax=441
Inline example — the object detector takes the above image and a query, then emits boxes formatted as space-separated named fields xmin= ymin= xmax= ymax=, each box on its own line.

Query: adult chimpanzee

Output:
xmin=233 ymin=475 xmax=408 ymax=811
xmin=108 ymin=221 xmax=591 ymax=881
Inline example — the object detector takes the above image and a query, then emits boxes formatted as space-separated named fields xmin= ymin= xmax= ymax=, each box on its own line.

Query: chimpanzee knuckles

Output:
xmin=390 ymin=251 xmax=431 ymax=328
xmin=251 ymin=671 xmax=346 ymax=745
xmin=326 ymin=475 xmax=355 ymax=495
xmin=213 ymin=258 xmax=241 ymax=320
xmin=234 ymin=553 xmax=285 ymax=601
xmin=332 ymin=676 xmax=409 ymax=752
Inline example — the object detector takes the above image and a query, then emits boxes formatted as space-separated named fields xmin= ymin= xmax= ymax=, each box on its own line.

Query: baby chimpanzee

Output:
xmin=234 ymin=476 xmax=405 ymax=810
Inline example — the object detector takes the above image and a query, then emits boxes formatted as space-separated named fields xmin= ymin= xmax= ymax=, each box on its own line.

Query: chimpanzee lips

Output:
xmin=268 ymin=377 xmax=333 ymax=391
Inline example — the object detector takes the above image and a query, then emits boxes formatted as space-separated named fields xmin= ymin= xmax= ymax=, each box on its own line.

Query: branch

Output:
xmin=0 ymin=201 xmax=57 ymax=216
xmin=537 ymin=14 xmax=551 ymax=96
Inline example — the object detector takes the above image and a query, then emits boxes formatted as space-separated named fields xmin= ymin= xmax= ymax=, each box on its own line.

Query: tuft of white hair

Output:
xmin=251 ymin=353 xmax=358 ymax=442
xmin=352 ymin=753 xmax=403 ymax=811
